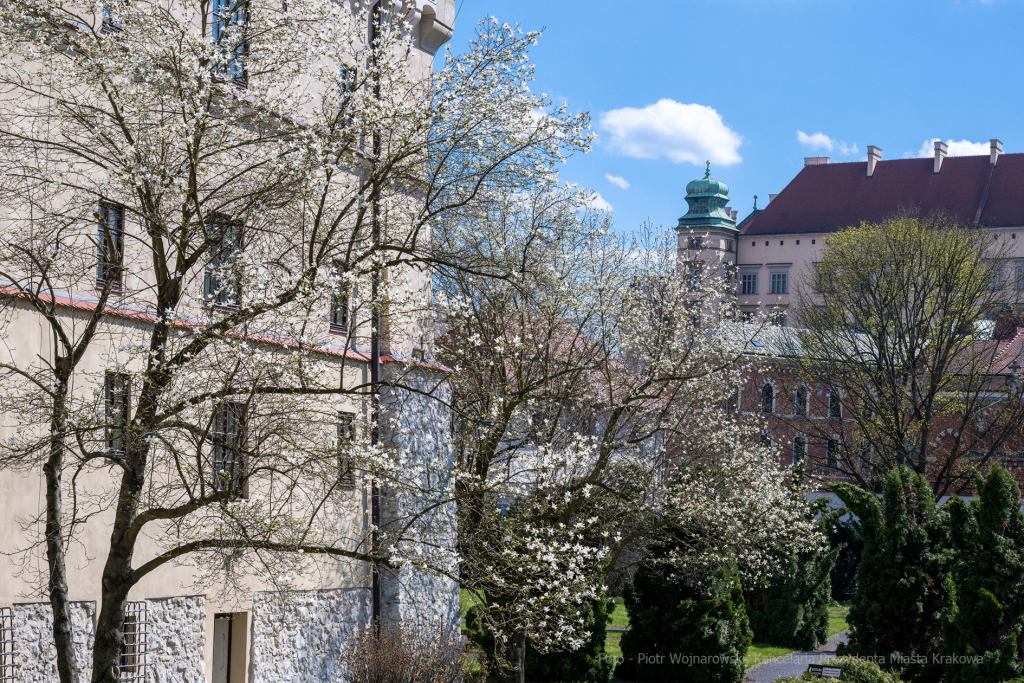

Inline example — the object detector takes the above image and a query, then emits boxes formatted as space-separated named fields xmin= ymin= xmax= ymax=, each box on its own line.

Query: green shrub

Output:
xmin=616 ymin=553 xmax=751 ymax=683
xmin=772 ymin=656 xmax=902 ymax=683
xmin=832 ymin=466 xmax=949 ymax=683
xmin=463 ymin=592 xmax=613 ymax=683
xmin=941 ymin=466 xmax=1024 ymax=683
xmin=746 ymin=495 xmax=840 ymax=650
xmin=829 ymin=516 xmax=863 ymax=601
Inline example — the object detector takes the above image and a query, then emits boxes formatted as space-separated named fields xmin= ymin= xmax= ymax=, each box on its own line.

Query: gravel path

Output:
xmin=744 ymin=632 xmax=849 ymax=683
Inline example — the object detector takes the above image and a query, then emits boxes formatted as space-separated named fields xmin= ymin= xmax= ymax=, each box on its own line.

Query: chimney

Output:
xmin=867 ymin=146 xmax=882 ymax=177
xmin=804 ymin=157 xmax=829 ymax=166
xmin=991 ymin=139 xmax=1003 ymax=166
xmin=769 ymin=193 xmax=779 ymax=203
xmin=731 ymin=209 xmax=738 ymax=222
xmin=933 ymin=140 xmax=948 ymax=174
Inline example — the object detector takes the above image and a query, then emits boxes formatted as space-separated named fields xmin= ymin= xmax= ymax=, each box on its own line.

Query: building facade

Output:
xmin=0 ymin=2 xmax=460 ymax=682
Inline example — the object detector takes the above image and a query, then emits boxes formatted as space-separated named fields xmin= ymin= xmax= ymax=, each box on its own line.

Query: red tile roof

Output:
xmin=741 ymin=153 xmax=1024 ymax=236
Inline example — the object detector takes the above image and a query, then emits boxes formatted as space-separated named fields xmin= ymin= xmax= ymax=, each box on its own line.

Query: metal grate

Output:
xmin=0 ymin=607 xmax=16 ymax=682
xmin=120 ymin=602 xmax=148 ymax=682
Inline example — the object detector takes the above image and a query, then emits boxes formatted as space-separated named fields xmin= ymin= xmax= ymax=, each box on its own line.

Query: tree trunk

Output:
xmin=495 ymin=630 xmax=526 ymax=683
xmin=44 ymin=375 xmax=80 ymax=683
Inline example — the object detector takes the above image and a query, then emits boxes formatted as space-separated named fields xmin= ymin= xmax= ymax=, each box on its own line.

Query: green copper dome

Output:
xmin=677 ymin=162 xmax=737 ymax=232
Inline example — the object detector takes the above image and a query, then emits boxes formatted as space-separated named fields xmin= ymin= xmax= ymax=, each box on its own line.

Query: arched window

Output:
xmin=795 ymin=385 xmax=809 ymax=417
xmin=760 ymin=382 xmax=775 ymax=414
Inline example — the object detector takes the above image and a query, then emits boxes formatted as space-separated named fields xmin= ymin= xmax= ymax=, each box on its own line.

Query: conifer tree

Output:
xmin=833 ymin=466 xmax=949 ymax=682
xmin=617 ymin=538 xmax=751 ymax=683
xmin=942 ymin=466 xmax=1024 ymax=683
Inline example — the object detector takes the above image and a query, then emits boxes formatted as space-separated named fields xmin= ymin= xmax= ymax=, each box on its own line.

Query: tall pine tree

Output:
xmin=942 ymin=466 xmax=1024 ymax=683
xmin=833 ymin=466 xmax=949 ymax=682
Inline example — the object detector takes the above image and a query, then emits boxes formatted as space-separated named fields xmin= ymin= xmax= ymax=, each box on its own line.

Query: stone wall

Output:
xmin=147 ymin=595 xmax=206 ymax=683
xmin=250 ymin=588 xmax=371 ymax=683
xmin=380 ymin=367 xmax=461 ymax=634
xmin=13 ymin=600 xmax=95 ymax=683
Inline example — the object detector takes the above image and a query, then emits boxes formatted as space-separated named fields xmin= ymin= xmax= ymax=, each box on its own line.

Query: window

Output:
xmin=97 ymin=203 xmax=124 ymax=291
xmin=826 ymin=438 xmax=840 ymax=468
xmin=741 ymin=273 xmax=758 ymax=295
xmin=105 ymin=371 xmax=130 ymax=455
xmin=0 ymin=606 xmax=14 ymax=683
xmin=740 ymin=310 xmax=756 ymax=323
xmin=120 ymin=602 xmax=148 ymax=682
xmin=828 ymin=392 xmax=842 ymax=419
xmin=793 ymin=435 xmax=807 ymax=464
xmin=759 ymin=431 xmax=772 ymax=448
xmin=726 ymin=239 xmax=734 ymax=252
xmin=859 ymin=445 xmax=874 ymax=472
xmin=725 ymin=387 xmax=740 ymax=413
xmin=795 ymin=386 xmax=809 ymax=417
xmin=1016 ymin=264 xmax=1024 ymax=291
xmin=101 ymin=2 xmax=125 ymax=31
xmin=338 ymin=67 xmax=357 ymax=128
xmin=991 ymin=266 xmax=1006 ymax=291
xmin=212 ymin=0 xmax=248 ymax=85
xmin=770 ymin=272 xmax=788 ymax=294
xmin=211 ymin=402 xmax=246 ymax=495
xmin=337 ymin=411 xmax=356 ymax=488
xmin=770 ymin=313 xmax=786 ymax=327
xmin=330 ymin=267 xmax=350 ymax=334
xmin=687 ymin=236 xmax=702 ymax=250
xmin=204 ymin=215 xmax=242 ymax=308
xmin=760 ymin=383 xmax=774 ymax=414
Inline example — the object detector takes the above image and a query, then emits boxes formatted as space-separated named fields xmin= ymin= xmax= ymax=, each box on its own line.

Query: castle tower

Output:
xmin=676 ymin=162 xmax=739 ymax=276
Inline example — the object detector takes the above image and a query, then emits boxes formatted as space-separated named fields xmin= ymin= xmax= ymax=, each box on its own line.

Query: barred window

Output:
xmin=330 ymin=265 xmax=350 ymax=335
xmin=337 ymin=411 xmax=356 ymax=488
xmin=204 ymin=215 xmax=243 ymax=309
xmin=120 ymin=602 xmax=148 ymax=682
xmin=105 ymin=371 xmax=130 ymax=455
xmin=741 ymin=273 xmax=757 ymax=295
xmin=0 ymin=606 xmax=15 ymax=683
xmin=212 ymin=402 xmax=246 ymax=496
xmin=97 ymin=203 xmax=124 ymax=291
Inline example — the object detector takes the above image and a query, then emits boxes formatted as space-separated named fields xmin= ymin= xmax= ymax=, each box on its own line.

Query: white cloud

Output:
xmin=599 ymin=99 xmax=742 ymax=166
xmin=589 ymin=192 xmax=613 ymax=212
xmin=796 ymin=130 xmax=858 ymax=156
xmin=605 ymin=174 xmax=630 ymax=190
xmin=915 ymin=138 xmax=990 ymax=158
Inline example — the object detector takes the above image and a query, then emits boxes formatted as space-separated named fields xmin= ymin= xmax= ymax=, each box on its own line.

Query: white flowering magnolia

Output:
xmin=0 ymin=1 xmax=589 ymax=681
xmin=434 ymin=187 xmax=822 ymax=682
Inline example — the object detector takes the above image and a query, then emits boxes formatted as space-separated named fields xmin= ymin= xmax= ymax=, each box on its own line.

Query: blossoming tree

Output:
xmin=0 ymin=0 xmax=588 ymax=681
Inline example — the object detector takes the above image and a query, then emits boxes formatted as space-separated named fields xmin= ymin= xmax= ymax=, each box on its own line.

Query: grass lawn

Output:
xmin=745 ymin=643 xmax=795 ymax=670
xmin=828 ymin=603 xmax=851 ymax=637
xmin=460 ymin=588 xmax=483 ymax=620
xmin=607 ymin=597 xmax=629 ymax=629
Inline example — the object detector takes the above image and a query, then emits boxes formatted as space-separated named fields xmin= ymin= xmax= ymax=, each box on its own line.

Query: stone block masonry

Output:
xmin=13 ymin=601 xmax=95 ymax=683
xmin=147 ymin=595 xmax=206 ymax=683
xmin=250 ymin=587 xmax=371 ymax=683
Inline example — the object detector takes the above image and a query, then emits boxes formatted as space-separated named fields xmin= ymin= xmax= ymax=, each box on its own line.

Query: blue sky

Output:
xmin=444 ymin=0 xmax=1024 ymax=233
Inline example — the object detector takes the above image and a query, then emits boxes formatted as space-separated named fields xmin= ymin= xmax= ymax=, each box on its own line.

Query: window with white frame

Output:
xmin=793 ymin=435 xmax=807 ymax=464
xmin=829 ymin=392 xmax=842 ymax=419
xmin=769 ymin=272 xmax=788 ymax=294
xmin=741 ymin=272 xmax=758 ymax=295
xmin=0 ymin=606 xmax=14 ymax=683
xmin=120 ymin=602 xmax=148 ymax=682
xmin=826 ymin=437 xmax=840 ymax=468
